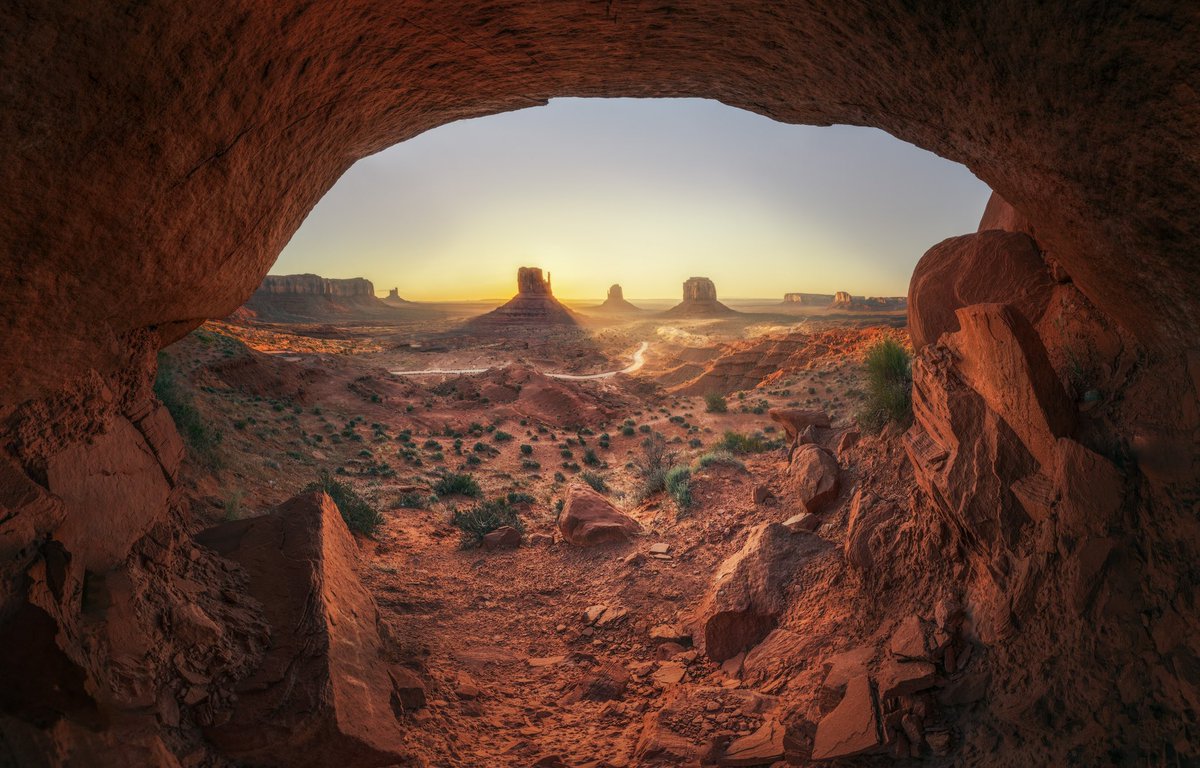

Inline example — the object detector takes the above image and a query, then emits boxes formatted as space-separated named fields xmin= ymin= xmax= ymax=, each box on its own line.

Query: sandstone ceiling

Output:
xmin=2 ymin=2 xmax=1198 ymax=406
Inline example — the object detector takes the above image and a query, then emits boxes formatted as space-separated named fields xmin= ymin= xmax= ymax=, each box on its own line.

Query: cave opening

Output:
xmin=1 ymin=4 xmax=1198 ymax=767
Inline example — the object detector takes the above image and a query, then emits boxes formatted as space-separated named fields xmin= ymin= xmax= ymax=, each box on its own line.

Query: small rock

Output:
xmin=718 ymin=718 xmax=785 ymax=766
xmin=584 ymin=605 xmax=608 ymax=625
xmin=877 ymin=659 xmax=938 ymax=700
xmin=652 ymin=662 xmax=686 ymax=687
xmin=925 ymin=728 xmax=952 ymax=756
xmin=889 ymin=616 xmax=928 ymax=660
xmin=649 ymin=542 xmax=671 ymax=555
xmin=649 ymin=624 xmax=689 ymax=643
xmin=455 ymin=672 xmax=482 ymax=699
xmin=720 ymin=652 xmax=745 ymax=679
xmin=751 ymin=485 xmax=774 ymax=505
xmin=782 ymin=512 xmax=820 ymax=533
xmin=482 ymin=525 xmax=521 ymax=550
xmin=595 ymin=606 xmax=629 ymax=627
xmin=527 ymin=532 xmax=554 ymax=546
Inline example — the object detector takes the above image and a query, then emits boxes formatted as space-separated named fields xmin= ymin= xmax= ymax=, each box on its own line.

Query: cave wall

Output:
xmin=1 ymin=2 xmax=1198 ymax=409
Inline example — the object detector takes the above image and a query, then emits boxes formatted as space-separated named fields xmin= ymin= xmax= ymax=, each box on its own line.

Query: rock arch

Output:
xmin=2 ymin=3 xmax=1199 ymax=765
xmin=2 ymin=2 xmax=1198 ymax=405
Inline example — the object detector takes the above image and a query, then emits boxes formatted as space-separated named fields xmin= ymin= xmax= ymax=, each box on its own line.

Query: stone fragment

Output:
xmin=811 ymin=676 xmax=882 ymax=760
xmin=783 ymin=512 xmax=820 ymax=533
xmin=482 ymin=525 xmax=521 ymax=550
xmin=769 ymin=408 xmax=832 ymax=442
xmin=877 ymin=659 xmax=937 ymax=700
xmin=718 ymin=718 xmax=785 ymax=766
xmin=652 ymin=661 xmax=686 ymax=687
xmin=786 ymin=444 xmax=841 ymax=513
xmin=889 ymin=616 xmax=928 ymax=661
xmin=692 ymin=523 xmax=831 ymax=662
xmin=844 ymin=490 xmax=900 ymax=572
xmin=558 ymin=485 xmax=641 ymax=546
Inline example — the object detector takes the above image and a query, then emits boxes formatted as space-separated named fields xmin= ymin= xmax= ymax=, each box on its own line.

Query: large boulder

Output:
xmin=768 ymin=408 xmax=831 ymax=443
xmin=692 ymin=523 xmax=831 ymax=662
xmin=908 ymin=230 xmax=1055 ymax=351
xmin=785 ymin=444 xmax=841 ymax=514
xmin=196 ymin=492 xmax=416 ymax=767
xmin=811 ymin=676 xmax=883 ymax=760
xmin=557 ymin=485 xmax=641 ymax=546
xmin=978 ymin=191 xmax=1036 ymax=237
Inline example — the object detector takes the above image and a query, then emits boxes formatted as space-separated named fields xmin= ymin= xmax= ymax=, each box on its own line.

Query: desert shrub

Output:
xmin=521 ymin=459 xmax=541 ymax=470
xmin=579 ymin=471 xmax=609 ymax=494
xmin=433 ymin=472 xmax=481 ymax=497
xmin=632 ymin=434 xmax=678 ymax=499
xmin=450 ymin=498 xmax=523 ymax=549
xmin=520 ymin=444 xmax=534 ymax=456
xmin=493 ymin=431 xmax=513 ymax=442
xmin=717 ymin=430 xmax=777 ymax=455
xmin=154 ymin=353 xmax=222 ymax=468
xmin=506 ymin=491 xmax=536 ymax=505
xmin=395 ymin=492 xmax=428 ymax=509
xmin=582 ymin=448 xmax=600 ymax=466
xmin=621 ymin=426 xmax=636 ymax=437
xmin=665 ymin=466 xmax=692 ymax=511
xmin=856 ymin=338 xmax=913 ymax=433
xmin=303 ymin=470 xmax=383 ymax=535
xmin=694 ymin=449 xmax=745 ymax=471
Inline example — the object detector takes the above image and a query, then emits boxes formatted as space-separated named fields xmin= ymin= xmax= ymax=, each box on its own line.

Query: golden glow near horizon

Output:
xmin=275 ymin=98 xmax=991 ymax=302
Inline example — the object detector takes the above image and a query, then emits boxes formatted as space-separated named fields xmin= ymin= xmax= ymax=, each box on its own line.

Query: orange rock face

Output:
xmin=196 ymin=492 xmax=414 ymax=767
xmin=907 ymin=230 xmax=1054 ymax=351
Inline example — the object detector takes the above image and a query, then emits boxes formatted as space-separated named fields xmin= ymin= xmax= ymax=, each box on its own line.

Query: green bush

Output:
xmin=154 ymin=353 xmax=222 ymax=468
xmin=579 ymin=471 xmax=609 ymax=494
xmin=665 ymin=466 xmax=692 ymax=511
xmin=303 ymin=470 xmax=383 ymax=535
xmin=582 ymin=448 xmax=600 ymax=466
xmin=717 ymin=430 xmax=778 ymax=455
xmin=694 ymin=449 xmax=746 ymax=471
xmin=633 ymin=434 xmax=677 ymax=499
xmin=433 ymin=472 xmax=481 ymax=497
xmin=451 ymin=498 xmax=523 ymax=548
xmin=856 ymin=339 xmax=913 ymax=433
xmin=520 ymin=444 xmax=534 ymax=456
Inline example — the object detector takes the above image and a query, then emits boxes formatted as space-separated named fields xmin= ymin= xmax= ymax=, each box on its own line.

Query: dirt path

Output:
xmin=389 ymin=341 xmax=650 ymax=379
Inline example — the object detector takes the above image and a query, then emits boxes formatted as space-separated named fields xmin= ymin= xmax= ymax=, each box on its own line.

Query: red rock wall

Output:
xmin=257 ymin=274 xmax=375 ymax=297
xmin=3 ymin=2 xmax=1197 ymax=407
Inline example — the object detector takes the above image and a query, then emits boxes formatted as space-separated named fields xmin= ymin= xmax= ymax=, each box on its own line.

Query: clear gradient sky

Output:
xmin=274 ymin=98 xmax=991 ymax=301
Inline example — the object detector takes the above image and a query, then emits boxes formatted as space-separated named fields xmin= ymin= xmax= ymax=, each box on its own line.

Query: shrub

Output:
xmin=154 ymin=353 xmax=222 ymax=468
xmin=665 ymin=466 xmax=692 ymax=511
xmin=433 ymin=472 xmax=481 ymax=497
xmin=450 ymin=498 xmax=523 ymax=548
xmin=632 ymin=434 xmax=677 ymax=499
xmin=717 ymin=430 xmax=777 ymax=454
xmin=303 ymin=470 xmax=383 ymax=535
xmin=695 ymin=449 xmax=746 ymax=471
xmin=582 ymin=448 xmax=600 ymax=466
xmin=395 ymin=492 xmax=428 ymax=509
xmin=506 ymin=491 xmax=536 ymax=505
xmin=621 ymin=426 xmax=636 ymax=437
xmin=493 ymin=431 xmax=513 ymax=442
xmin=579 ymin=471 xmax=609 ymax=493
xmin=520 ymin=444 xmax=534 ymax=456
xmin=856 ymin=338 xmax=913 ymax=433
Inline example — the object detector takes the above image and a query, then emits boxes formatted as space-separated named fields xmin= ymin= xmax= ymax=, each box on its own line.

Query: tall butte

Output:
xmin=469 ymin=267 xmax=577 ymax=327
xmin=593 ymin=283 xmax=643 ymax=314
xmin=662 ymin=276 xmax=738 ymax=317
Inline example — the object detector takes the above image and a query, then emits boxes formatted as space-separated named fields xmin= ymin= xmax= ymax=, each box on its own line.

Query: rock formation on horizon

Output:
xmin=826 ymin=290 xmax=907 ymax=312
xmin=241 ymin=273 xmax=402 ymax=321
xmin=830 ymin=291 xmax=853 ymax=308
xmin=468 ymin=266 xmax=577 ymax=327
xmin=592 ymin=283 xmax=643 ymax=313
xmin=382 ymin=287 xmax=410 ymax=306
xmin=661 ymin=276 xmax=738 ymax=318
xmin=782 ymin=292 xmax=836 ymax=306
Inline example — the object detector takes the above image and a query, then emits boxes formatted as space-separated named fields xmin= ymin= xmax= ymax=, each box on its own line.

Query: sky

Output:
xmin=274 ymin=98 xmax=991 ymax=301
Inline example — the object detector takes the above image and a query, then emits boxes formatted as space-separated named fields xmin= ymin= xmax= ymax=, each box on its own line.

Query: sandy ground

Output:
xmin=168 ymin=305 xmax=923 ymax=766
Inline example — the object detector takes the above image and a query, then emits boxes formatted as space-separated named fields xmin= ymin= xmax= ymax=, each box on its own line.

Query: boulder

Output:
xmin=693 ymin=523 xmax=831 ymax=662
xmin=908 ymin=230 xmax=1054 ymax=351
xmin=783 ymin=512 xmax=820 ymax=533
xmin=786 ymin=444 xmax=841 ymax=514
xmin=811 ymin=676 xmax=882 ymax=760
xmin=977 ymin=191 xmax=1036 ymax=237
xmin=196 ymin=492 xmax=413 ymax=767
xmin=768 ymin=408 xmax=832 ymax=442
xmin=557 ymin=485 xmax=641 ymax=546
xmin=482 ymin=525 xmax=521 ymax=550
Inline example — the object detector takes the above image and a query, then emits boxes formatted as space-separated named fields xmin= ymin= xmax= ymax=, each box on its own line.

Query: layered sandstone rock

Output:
xmin=469 ymin=267 xmax=577 ymax=327
xmin=382 ymin=287 xmax=410 ymax=305
xmin=829 ymin=291 xmax=853 ymax=309
xmin=242 ymin=273 xmax=399 ymax=322
xmin=907 ymin=231 xmax=1054 ymax=351
xmin=557 ymin=485 xmax=641 ymax=546
xmin=662 ymin=277 xmax=738 ymax=318
xmin=782 ymin=292 xmax=835 ymax=306
xmin=196 ymin=492 xmax=416 ymax=767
